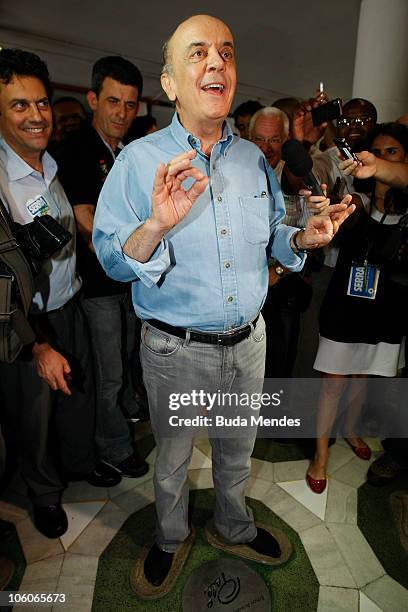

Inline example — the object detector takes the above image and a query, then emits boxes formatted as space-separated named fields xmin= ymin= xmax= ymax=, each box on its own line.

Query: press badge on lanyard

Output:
xmin=26 ymin=195 xmax=50 ymax=218
xmin=347 ymin=260 xmax=380 ymax=300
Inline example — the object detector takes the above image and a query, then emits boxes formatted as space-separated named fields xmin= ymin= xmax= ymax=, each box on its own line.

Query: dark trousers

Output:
xmin=0 ymin=297 xmax=96 ymax=506
xmin=262 ymin=286 xmax=300 ymax=378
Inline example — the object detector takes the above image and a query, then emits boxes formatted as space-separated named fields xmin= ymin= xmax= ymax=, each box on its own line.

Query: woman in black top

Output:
xmin=306 ymin=123 xmax=408 ymax=493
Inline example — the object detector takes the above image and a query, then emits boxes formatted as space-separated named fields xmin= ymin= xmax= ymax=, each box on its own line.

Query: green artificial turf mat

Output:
xmin=93 ymin=489 xmax=319 ymax=612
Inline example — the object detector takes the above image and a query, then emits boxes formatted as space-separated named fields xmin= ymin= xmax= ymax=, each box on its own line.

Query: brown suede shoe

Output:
xmin=204 ymin=520 xmax=293 ymax=567
xmin=130 ymin=527 xmax=196 ymax=600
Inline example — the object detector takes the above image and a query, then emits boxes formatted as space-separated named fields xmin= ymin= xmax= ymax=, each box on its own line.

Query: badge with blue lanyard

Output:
xmin=347 ymin=260 xmax=380 ymax=299
xmin=346 ymin=204 xmax=389 ymax=301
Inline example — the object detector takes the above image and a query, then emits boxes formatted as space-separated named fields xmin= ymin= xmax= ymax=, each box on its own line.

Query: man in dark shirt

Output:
xmin=56 ymin=56 xmax=148 ymax=478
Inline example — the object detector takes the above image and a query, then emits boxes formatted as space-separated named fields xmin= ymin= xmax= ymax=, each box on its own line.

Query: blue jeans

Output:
xmin=140 ymin=315 xmax=266 ymax=552
xmin=82 ymin=293 xmax=137 ymax=463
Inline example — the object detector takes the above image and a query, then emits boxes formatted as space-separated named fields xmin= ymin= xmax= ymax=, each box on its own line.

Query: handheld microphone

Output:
xmin=282 ymin=139 xmax=324 ymax=196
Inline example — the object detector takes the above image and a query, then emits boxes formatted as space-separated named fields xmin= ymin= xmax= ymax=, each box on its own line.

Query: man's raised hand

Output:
xmin=298 ymin=194 xmax=355 ymax=250
xmin=151 ymin=150 xmax=208 ymax=232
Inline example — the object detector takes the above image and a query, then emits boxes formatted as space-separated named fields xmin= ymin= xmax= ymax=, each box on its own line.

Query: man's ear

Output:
xmin=86 ymin=90 xmax=98 ymax=112
xmin=160 ymin=73 xmax=176 ymax=103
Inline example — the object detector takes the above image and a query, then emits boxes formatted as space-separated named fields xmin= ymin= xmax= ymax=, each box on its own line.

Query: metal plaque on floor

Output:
xmin=182 ymin=558 xmax=271 ymax=612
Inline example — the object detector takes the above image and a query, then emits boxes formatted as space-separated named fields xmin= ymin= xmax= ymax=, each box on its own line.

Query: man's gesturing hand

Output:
xmin=296 ymin=194 xmax=355 ymax=250
xmin=151 ymin=149 xmax=208 ymax=232
xmin=32 ymin=342 xmax=72 ymax=396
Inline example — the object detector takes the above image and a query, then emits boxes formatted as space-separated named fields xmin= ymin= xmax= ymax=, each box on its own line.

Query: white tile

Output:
xmin=325 ymin=478 xmax=357 ymax=524
xmin=250 ymin=458 xmax=274 ymax=482
xmin=277 ymin=479 xmax=327 ymax=520
xmin=188 ymin=468 xmax=214 ymax=489
xmin=300 ymin=524 xmax=356 ymax=587
xmin=16 ymin=517 xmax=64 ymax=564
xmin=317 ymin=586 xmax=359 ymax=611
xmin=363 ymin=575 xmax=408 ymax=612
xmin=188 ymin=446 xmax=212 ymax=470
xmin=245 ymin=476 xmax=274 ymax=501
xmin=330 ymin=456 xmax=371 ymax=489
xmin=335 ymin=438 xmax=349 ymax=449
xmin=13 ymin=555 xmax=64 ymax=612
xmin=60 ymin=501 xmax=106 ymax=550
xmin=327 ymin=524 xmax=385 ymax=588
xmin=326 ymin=443 xmax=354 ymax=476
xmin=62 ymin=480 xmax=108 ymax=503
xmin=69 ymin=501 xmax=128 ymax=557
xmin=274 ymin=459 xmax=310 ymax=482
xmin=112 ymin=478 xmax=155 ymax=514
xmin=194 ymin=436 xmax=212 ymax=457
xmin=18 ymin=554 xmax=64 ymax=587
xmin=359 ymin=592 xmax=384 ymax=612
xmin=55 ymin=553 xmax=99 ymax=612
xmin=107 ymin=465 xmax=153 ymax=499
xmin=262 ymin=483 xmax=321 ymax=533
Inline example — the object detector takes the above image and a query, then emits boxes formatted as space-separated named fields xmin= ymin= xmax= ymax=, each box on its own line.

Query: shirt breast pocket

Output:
xmin=239 ymin=196 xmax=270 ymax=245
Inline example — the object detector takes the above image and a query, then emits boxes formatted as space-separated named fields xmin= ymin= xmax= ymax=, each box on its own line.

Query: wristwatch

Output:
xmin=275 ymin=264 xmax=285 ymax=276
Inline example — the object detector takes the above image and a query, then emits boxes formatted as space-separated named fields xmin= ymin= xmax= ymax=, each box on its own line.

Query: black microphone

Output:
xmin=282 ymin=139 xmax=324 ymax=196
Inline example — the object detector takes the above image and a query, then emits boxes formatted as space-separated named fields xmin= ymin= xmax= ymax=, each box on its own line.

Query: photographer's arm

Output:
xmin=340 ymin=152 xmax=408 ymax=188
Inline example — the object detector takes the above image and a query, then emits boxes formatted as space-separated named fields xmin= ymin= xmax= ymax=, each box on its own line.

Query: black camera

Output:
xmin=13 ymin=214 xmax=72 ymax=261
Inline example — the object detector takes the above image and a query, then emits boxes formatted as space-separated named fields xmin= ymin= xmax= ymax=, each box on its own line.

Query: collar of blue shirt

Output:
xmin=169 ymin=113 xmax=234 ymax=158
xmin=0 ymin=137 xmax=57 ymax=186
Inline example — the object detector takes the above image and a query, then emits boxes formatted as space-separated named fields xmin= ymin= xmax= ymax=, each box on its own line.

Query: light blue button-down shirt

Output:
xmin=93 ymin=114 xmax=305 ymax=331
xmin=0 ymin=138 xmax=81 ymax=312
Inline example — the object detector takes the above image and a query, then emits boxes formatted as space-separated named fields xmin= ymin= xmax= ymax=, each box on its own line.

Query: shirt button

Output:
xmin=213 ymin=164 xmax=216 ymax=170
xmin=217 ymin=196 xmax=222 ymax=202
xmin=227 ymin=296 xmax=234 ymax=303
xmin=221 ymin=229 xmax=227 ymax=235
xmin=225 ymin=262 xmax=231 ymax=269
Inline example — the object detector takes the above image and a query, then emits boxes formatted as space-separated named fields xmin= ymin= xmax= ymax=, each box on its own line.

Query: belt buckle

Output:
xmin=217 ymin=327 xmax=241 ymax=345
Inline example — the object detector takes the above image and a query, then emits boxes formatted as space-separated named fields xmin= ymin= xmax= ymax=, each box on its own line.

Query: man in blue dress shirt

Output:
xmin=0 ymin=48 xmax=121 ymax=540
xmin=94 ymin=14 xmax=354 ymax=592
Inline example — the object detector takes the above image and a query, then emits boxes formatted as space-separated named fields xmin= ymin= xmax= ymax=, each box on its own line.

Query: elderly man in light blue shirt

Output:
xmin=94 ymin=14 xmax=354 ymax=594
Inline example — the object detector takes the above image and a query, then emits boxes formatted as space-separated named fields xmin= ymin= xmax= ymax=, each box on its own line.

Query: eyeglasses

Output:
xmin=253 ymin=136 xmax=282 ymax=145
xmin=337 ymin=116 xmax=374 ymax=127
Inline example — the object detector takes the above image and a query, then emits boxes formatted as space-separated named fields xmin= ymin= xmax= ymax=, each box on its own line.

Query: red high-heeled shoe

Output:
xmin=347 ymin=441 xmax=372 ymax=461
xmin=306 ymin=473 xmax=327 ymax=494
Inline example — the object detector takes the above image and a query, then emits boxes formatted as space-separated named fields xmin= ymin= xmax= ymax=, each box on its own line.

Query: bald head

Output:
xmin=159 ymin=14 xmax=236 ymax=139
xmin=162 ymin=15 xmax=233 ymax=75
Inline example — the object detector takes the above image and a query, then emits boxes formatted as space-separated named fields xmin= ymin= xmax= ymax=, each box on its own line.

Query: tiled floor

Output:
xmin=1 ymin=438 xmax=407 ymax=611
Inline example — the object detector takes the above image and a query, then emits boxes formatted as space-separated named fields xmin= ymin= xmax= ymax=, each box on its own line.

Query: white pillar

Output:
xmin=352 ymin=0 xmax=408 ymax=122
